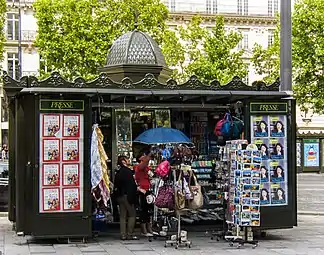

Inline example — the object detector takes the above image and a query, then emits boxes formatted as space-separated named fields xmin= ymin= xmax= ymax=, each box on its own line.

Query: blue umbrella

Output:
xmin=133 ymin=127 xmax=192 ymax=145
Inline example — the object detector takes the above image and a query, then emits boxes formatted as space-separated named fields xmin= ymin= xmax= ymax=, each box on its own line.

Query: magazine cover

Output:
xmin=42 ymin=188 xmax=60 ymax=211
xmin=63 ymin=188 xmax=80 ymax=211
xmin=43 ymin=139 xmax=60 ymax=162
xmin=43 ymin=114 xmax=60 ymax=137
xmin=62 ymin=139 xmax=79 ymax=161
xmin=63 ymin=115 xmax=80 ymax=137
xmin=62 ymin=163 xmax=80 ymax=186
xmin=42 ymin=164 xmax=60 ymax=186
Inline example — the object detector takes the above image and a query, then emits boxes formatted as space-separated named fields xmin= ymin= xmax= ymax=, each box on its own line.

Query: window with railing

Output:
xmin=170 ymin=0 xmax=175 ymax=12
xmin=268 ymin=0 xmax=273 ymax=16
xmin=6 ymin=13 xmax=19 ymax=40
xmin=244 ymin=0 xmax=248 ymax=15
xmin=206 ymin=0 xmax=211 ymax=13
xmin=237 ymin=0 xmax=243 ymax=15
xmin=212 ymin=0 xmax=218 ymax=13
xmin=268 ymin=30 xmax=274 ymax=47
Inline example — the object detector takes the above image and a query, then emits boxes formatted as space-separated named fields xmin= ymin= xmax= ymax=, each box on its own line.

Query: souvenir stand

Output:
xmin=2 ymin=29 xmax=297 ymax=240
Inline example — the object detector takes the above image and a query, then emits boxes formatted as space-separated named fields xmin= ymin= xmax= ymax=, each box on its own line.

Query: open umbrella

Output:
xmin=133 ymin=127 xmax=192 ymax=145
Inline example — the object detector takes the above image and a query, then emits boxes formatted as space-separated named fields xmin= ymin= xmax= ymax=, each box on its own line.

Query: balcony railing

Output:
xmin=22 ymin=30 xmax=37 ymax=41
xmin=6 ymin=0 xmax=35 ymax=5
xmin=6 ymin=30 xmax=37 ymax=42
xmin=22 ymin=71 xmax=38 ymax=77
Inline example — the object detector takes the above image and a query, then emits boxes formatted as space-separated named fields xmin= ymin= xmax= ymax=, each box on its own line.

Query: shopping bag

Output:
xmin=174 ymin=172 xmax=186 ymax=210
xmin=188 ymin=172 xmax=203 ymax=210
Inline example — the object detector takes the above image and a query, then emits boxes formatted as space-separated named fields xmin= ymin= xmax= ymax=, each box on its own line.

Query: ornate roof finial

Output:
xmin=134 ymin=9 xmax=139 ymax=31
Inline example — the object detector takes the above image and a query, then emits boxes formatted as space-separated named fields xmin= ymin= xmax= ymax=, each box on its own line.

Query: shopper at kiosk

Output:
xmin=134 ymin=151 xmax=154 ymax=237
xmin=114 ymin=156 xmax=138 ymax=240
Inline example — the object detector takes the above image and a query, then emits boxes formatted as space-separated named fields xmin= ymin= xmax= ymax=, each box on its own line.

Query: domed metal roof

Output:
xmin=106 ymin=30 xmax=167 ymax=67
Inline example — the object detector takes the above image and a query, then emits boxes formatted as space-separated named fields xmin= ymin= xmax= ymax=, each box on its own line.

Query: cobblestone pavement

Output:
xmin=0 ymin=173 xmax=323 ymax=255
xmin=297 ymin=173 xmax=324 ymax=214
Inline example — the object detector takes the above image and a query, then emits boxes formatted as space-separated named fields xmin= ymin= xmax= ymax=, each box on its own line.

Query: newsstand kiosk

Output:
xmin=2 ymin=28 xmax=297 ymax=240
xmin=3 ymin=71 xmax=297 ymax=239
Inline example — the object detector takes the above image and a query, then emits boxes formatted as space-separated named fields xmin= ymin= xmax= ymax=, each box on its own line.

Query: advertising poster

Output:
xmin=252 ymin=116 xmax=269 ymax=137
xmin=62 ymin=139 xmax=79 ymax=161
xmin=304 ymin=142 xmax=319 ymax=167
xmin=62 ymin=164 xmax=79 ymax=186
xmin=42 ymin=164 xmax=60 ymax=186
xmin=43 ymin=114 xmax=60 ymax=137
xmin=269 ymin=138 xmax=285 ymax=160
xmin=270 ymin=183 xmax=287 ymax=205
xmin=63 ymin=115 xmax=80 ymax=137
xmin=260 ymin=183 xmax=270 ymax=205
xmin=43 ymin=139 xmax=60 ymax=162
xmin=269 ymin=116 xmax=285 ymax=137
xmin=42 ymin=188 xmax=60 ymax=211
xmin=260 ymin=163 xmax=269 ymax=183
xmin=270 ymin=160 xmax=285 ymax=182
xmin=63 ymin=188 xmax=80 ymax=211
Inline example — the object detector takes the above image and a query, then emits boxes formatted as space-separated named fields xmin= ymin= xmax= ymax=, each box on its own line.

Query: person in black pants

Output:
xmin=114 ymin=156 xmax=138 ymax=240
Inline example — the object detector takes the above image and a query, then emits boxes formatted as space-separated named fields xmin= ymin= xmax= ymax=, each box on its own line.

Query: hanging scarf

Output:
xmin=91 ymin=124 xmax=110 ymax=206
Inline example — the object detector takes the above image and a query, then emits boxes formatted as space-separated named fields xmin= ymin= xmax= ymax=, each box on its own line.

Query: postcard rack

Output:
xmin=225 ymin=141 xmax=260 ymax=249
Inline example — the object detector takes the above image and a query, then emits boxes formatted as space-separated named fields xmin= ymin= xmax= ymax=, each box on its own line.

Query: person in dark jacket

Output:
xmin=114 ymin=156 xmax=138 ymax=240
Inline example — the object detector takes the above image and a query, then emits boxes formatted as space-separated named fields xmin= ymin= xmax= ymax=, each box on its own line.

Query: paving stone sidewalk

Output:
xmin=0 ymin=173 xmax=323 ymax=255
xmin=1 ymin=214 xmax=324 ymax=255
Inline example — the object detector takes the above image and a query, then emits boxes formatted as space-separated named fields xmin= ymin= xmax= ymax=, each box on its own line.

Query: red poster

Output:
xmin=62 ymin=163 xmax=80 ymax=186
xmin=62 ymin=139 xmax=79 ymax=162
xmin=42 ymin=114 xmax=60 ymax=137
xmin=43 ymin=139 xmax=60 ymax=162
xmin=63 ymin=187 xmax=80 ymax=211
xmin=42 ymin=188 xmax=60 ymax=212
xmin=63 ymin=115 xmax=80 ymax=137
xmin=42 ymin=163 xmax=60 ymax=186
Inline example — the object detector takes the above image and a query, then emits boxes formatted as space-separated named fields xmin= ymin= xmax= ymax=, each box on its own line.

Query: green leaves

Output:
xmin=164 ymin=15 xmax=248 ymax=84
xmin=0 ymin=0 xmax=6 ymax=64
xmin=292 ymin=0 xmax=324 ymax=113
xmin=251 ymin=0 xmax=324 ymax=113
xmin=34 ymin=0 xmax=168 ymax=80
xmin=251 ymin=23 xmax=280 ymax=85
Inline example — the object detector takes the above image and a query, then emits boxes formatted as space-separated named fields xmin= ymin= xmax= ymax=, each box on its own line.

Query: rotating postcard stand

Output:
xmin=225 ymin=141 xmax=260 ymax=249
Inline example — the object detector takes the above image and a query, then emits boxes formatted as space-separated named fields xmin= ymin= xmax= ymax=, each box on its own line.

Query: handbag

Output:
xmin=155 ymin=185 xmax=174 ymax=209
xmin=174 ymin=171 xmax=186 ymax=210
xmin=188 ymin=171 xmax=203 ymax=210
xmin=155 ymin=160 xmax=171 ymax=178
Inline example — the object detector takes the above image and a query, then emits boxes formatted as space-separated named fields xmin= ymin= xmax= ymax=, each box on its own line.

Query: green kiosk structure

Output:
xmin=3 ymin=29 xmax=297 ymax=239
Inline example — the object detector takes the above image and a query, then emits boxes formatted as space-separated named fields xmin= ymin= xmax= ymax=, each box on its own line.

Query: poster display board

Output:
xmin=39 ymin=112 xmax=84 ymax=213
xmin=303 ymin=139 xmax=320 ymax=167
xmin=250 ymin=103 xmax=288 ymax=207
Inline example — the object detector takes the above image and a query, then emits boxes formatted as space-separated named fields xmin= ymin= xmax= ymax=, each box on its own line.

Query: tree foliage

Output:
xmin=33 ymin=0 xmax=168 ymax=80
xmin=166 ymin=16 xmax=248 ymax=84
xmin=251 ymin=23 xmax=280 ymax=85
xmin=292 ymin=0 xmax=324 ymax=113
xmin=0 ymin=0 xmax=6 ymax=63
xmin=252 ymin=0 xmax=324 ymax=113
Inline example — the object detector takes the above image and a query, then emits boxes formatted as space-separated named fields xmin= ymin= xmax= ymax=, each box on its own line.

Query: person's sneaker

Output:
xmin=120 ymin=235 xmax=127 ymax=241
xmin=146 ymin=233 xmax=154 ymax=237
xmin=127 ymin=235 xmax=139 ymax=240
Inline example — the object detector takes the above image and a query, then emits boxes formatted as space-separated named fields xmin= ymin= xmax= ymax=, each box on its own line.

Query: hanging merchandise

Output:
xmin=90 ymin=124 xmax=111 ymax=207
xmin=155 ymin=185 xmax=175 ymax=210
xmin=188 ymin=172 xmax=203 ymax=210
xmin=155 ymin=160 xmax=171 ymax=178
xmin=214 ymin=113 xmax=229 ymax=136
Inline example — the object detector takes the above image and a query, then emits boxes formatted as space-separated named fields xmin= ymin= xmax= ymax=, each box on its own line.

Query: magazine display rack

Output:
xmin=225 ymin=141 xmax=260 ymax=249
